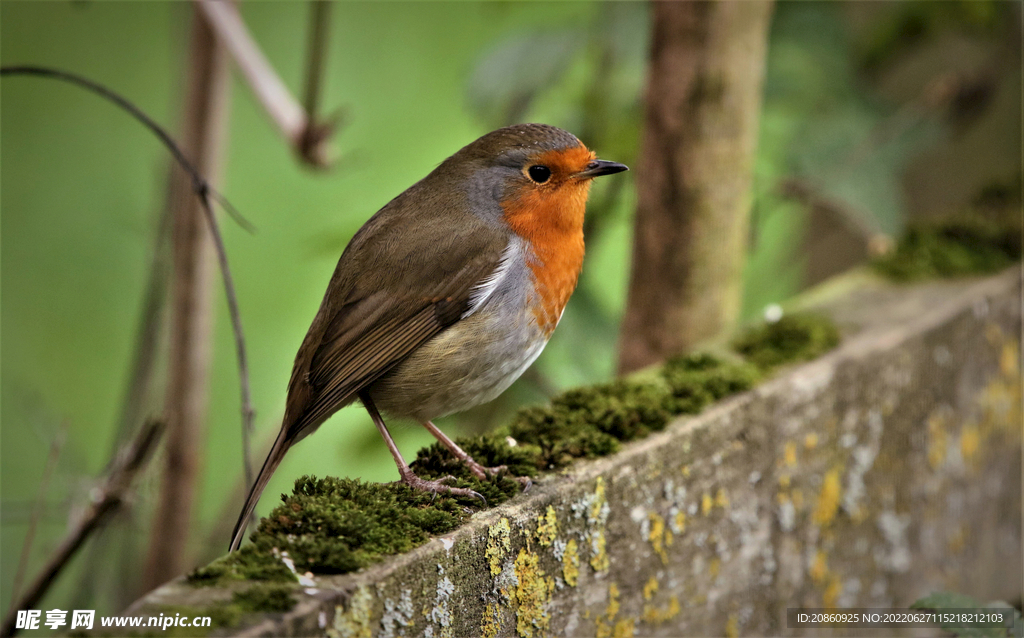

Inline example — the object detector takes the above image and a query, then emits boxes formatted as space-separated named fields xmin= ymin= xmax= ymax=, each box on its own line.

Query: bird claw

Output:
xmin=464 ymin=459 xmax=532 ymax=493
xmin=399 ymin=473 xmax=487 ymax=507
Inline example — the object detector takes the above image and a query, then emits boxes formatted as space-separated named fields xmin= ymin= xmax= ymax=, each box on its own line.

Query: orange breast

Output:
xmin=502 ymin=176 xmax=592 ymax=335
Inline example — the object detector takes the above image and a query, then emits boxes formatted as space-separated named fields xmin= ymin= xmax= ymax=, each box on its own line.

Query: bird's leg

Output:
xmin=422 ymin=420 xmax=531 ymax=490
xmin=360 ymin=392 xmax=485 ymax=504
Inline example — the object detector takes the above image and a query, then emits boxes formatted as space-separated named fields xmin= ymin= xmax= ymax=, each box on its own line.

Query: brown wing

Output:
xmin=282 ymin=206 xmax=508 ymax=442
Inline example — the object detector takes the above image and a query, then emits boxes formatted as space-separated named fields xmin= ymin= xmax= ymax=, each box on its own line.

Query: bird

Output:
xmin=229 ymin=123 xmax=628 ymax=552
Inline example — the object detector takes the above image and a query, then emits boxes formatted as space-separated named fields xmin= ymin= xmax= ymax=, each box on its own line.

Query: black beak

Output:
xmin=579 ymin=159 xmax=629 ymax=179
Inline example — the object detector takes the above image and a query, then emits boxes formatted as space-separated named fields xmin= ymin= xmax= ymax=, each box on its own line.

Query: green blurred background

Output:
xmin=1 ymin=0 xmax=1019 ymax=621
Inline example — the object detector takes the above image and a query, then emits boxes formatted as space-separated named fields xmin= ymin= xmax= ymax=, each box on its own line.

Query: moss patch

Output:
xmin=191 ymin=477 xmax=475 ymax=585
xmin=872 ymin=220 xmax=1021 ymax=282
xmin=195 ymin=316 xmax=839 ymax=589
xmin=409 ymin=435 xmax=539 ymax=506
xmin=509 ymin=354 xmax=760 ymax=470
xmin=733 ymin=313 xmax=841 ymax=370
xmin=232 ymin=583 xmax=297 ymax=613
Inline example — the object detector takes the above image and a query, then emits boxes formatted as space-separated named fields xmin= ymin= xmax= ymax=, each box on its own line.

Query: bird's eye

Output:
xmin=527 ymin=165 xmax=551 ymax=184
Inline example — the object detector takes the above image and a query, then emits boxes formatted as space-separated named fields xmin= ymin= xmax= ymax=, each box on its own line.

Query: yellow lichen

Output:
xmin=487 ymin=518 xmax=512 ymax=576
xmin=714 ymin=488 xmax=729 ymax=509
xmin=612 ymin=618 xmax=635 ymax=638
xmin=927 ymin=411 xmax=948 ymax=470
xmin=562 ymin=538 xmax=580 ymax=587
xmin=701 ymin=493 xmax=713 ymax=516
xmin=778 ymin=474 xmax=791 ymax=490
xmin=824 ymin=574 xmax=842 ymax=607
xmin=784 ymin=441 xmax=798 ymax=467
xmin=642 ymin=577 xmax=658 ymax=602
xmin=804 ymin=433 xmax=819 ymax=449
xmin=709 ymin=557 xmax=721 ymax=579
xmin=642 ymin=595 xmax=680 ymax=625
xmin=591 ymin=477 xmax=607 ymax=519
xmin=681 ymin=465 xmax=691 ymax=478
xmin=512 ymin=548 xmax=551 ymax=638
xmin=812 ymin=468 xmax=842 ymax=527
xmin=590 ymin=531 xmax=609 ymax=573
xmin=960 ymin=423 xmax=981 ymax=466
xmin=673 ymin=510 xmax=687 ymax=535
xmin=536 ymin=506 xmax=558 ymax=547
xmin=999 ymin=340 xmax=1018 ymax=377
xmin=330 ymin=586 xmax=373 ymax=638
xmin=596 ymin=583 xmax=621 ymax=638
xmin=725 ymin=613 xmax=739 ymax=638
xmin=648 ymin=512 xmax=671 ymax=564
xmin=586 ymin=478 xmax=611 ymax=573
xmin=980 ymin=340 xmax=1021 ymax=439
xmin=481 ymin=603 xmax=502 ymax=638
xmin=810 ymin=549 xmax=828 ymax=583
xmin=606 ymin=583 xmax=620 ymax=620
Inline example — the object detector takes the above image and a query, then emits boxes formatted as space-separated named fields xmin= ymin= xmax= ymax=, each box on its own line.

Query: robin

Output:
xmin=229 ymin=123 xmax=627 ymax=551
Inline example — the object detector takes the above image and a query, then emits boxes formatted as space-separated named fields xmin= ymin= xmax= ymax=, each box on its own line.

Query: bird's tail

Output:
xmin=228 ymin=427 xmax=292 ymax=552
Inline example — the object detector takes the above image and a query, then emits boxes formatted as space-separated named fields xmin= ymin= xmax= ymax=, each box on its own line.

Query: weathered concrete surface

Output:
xmin=133 ymin=269 xmax=1022 ymax=637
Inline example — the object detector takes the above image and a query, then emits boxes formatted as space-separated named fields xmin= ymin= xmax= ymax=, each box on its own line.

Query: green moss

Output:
xmin=733 ymin=313 xmax=841 ymax=370
xmin=410 ymin=434 xmax=539 ymax=505
xmin=189 ymin=546 xmax=294 ymax=585
xmin=256 ymin=476 xmax=474 ymax=573
xmin=872 ymin=220 xmax=1021 ymax=282
xmin=232 ymin=583 xmax=297 ymax=613
xmin=508 ymin=354 xmax=762 ymax=470
xmin=193 ymin=320 xmax=837 ymax=592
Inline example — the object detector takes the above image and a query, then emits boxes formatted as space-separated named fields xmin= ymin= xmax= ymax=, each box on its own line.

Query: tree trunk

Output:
xmin=618 ymin=0 xmax=773 ymax=374
xmin=144 ymin=6 xmax=231 ymax=590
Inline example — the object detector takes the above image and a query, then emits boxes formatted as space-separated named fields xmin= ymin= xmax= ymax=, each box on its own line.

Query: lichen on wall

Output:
xmin=129 ymin=270 xmax=1019 ymax=638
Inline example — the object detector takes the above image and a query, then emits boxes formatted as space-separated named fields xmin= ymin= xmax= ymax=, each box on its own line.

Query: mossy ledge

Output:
xmin=872 ymin=218 xmax=1021 ymax=282
xmin=188 ymin=313 xmax=837 ymax=591
xmin=119 ymin=268 xmax=1019 ymax=637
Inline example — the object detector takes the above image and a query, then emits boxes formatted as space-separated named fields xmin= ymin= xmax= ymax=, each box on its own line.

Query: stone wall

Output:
xmin=131 ymin=269 xmax=1022 ymax=637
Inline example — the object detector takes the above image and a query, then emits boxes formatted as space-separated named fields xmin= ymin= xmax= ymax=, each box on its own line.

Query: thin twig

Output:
xmin=112 ymin=205 xmax=173 ymax=452
xmin=0 ymin=66 xmax=255 ymax=233
xmin=299 ymin=0 xmax=336 ymax=164
xmin=196 ymin=0 xmax=335 ymax=167
xmin=302 ymin=0 xmax=331 ymax=123
xmin=9 ymin=421 xmax=69 ymax=611
xmin=199 ymin=193 xmax=256 ymax=501
xmin=1 ymin=65 xmax=258 ymax=528
xmin=0 ymin=419 xmax=165 ymax=638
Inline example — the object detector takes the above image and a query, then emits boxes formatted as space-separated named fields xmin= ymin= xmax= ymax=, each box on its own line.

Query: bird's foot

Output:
xmin=398 ymin=471 xmax=487 ymax=506
xmin=463 ymin=459 xmax=532 ymax=492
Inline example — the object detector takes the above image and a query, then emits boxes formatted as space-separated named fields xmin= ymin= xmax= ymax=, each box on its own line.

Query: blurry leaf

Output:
xmin=466 ymin=30 xmax=583 ymax=127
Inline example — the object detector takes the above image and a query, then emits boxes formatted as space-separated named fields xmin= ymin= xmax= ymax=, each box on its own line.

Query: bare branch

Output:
xmin=145 ymin=8 xmax=230 ymax=588
xmin=299 ymin=0 xmax=337 ymax=164
xmin=1 ymin=63 xmax=259 ymax=586
xmin=0 ymin=419 xmax=165 ymax=638
xmin=0 ymin=66 xmax=255 ymax=234
xmin=200 ymin=190 xmax=257 ymax=505
xmin=196 ymin=0 xmax=336 ymax=167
